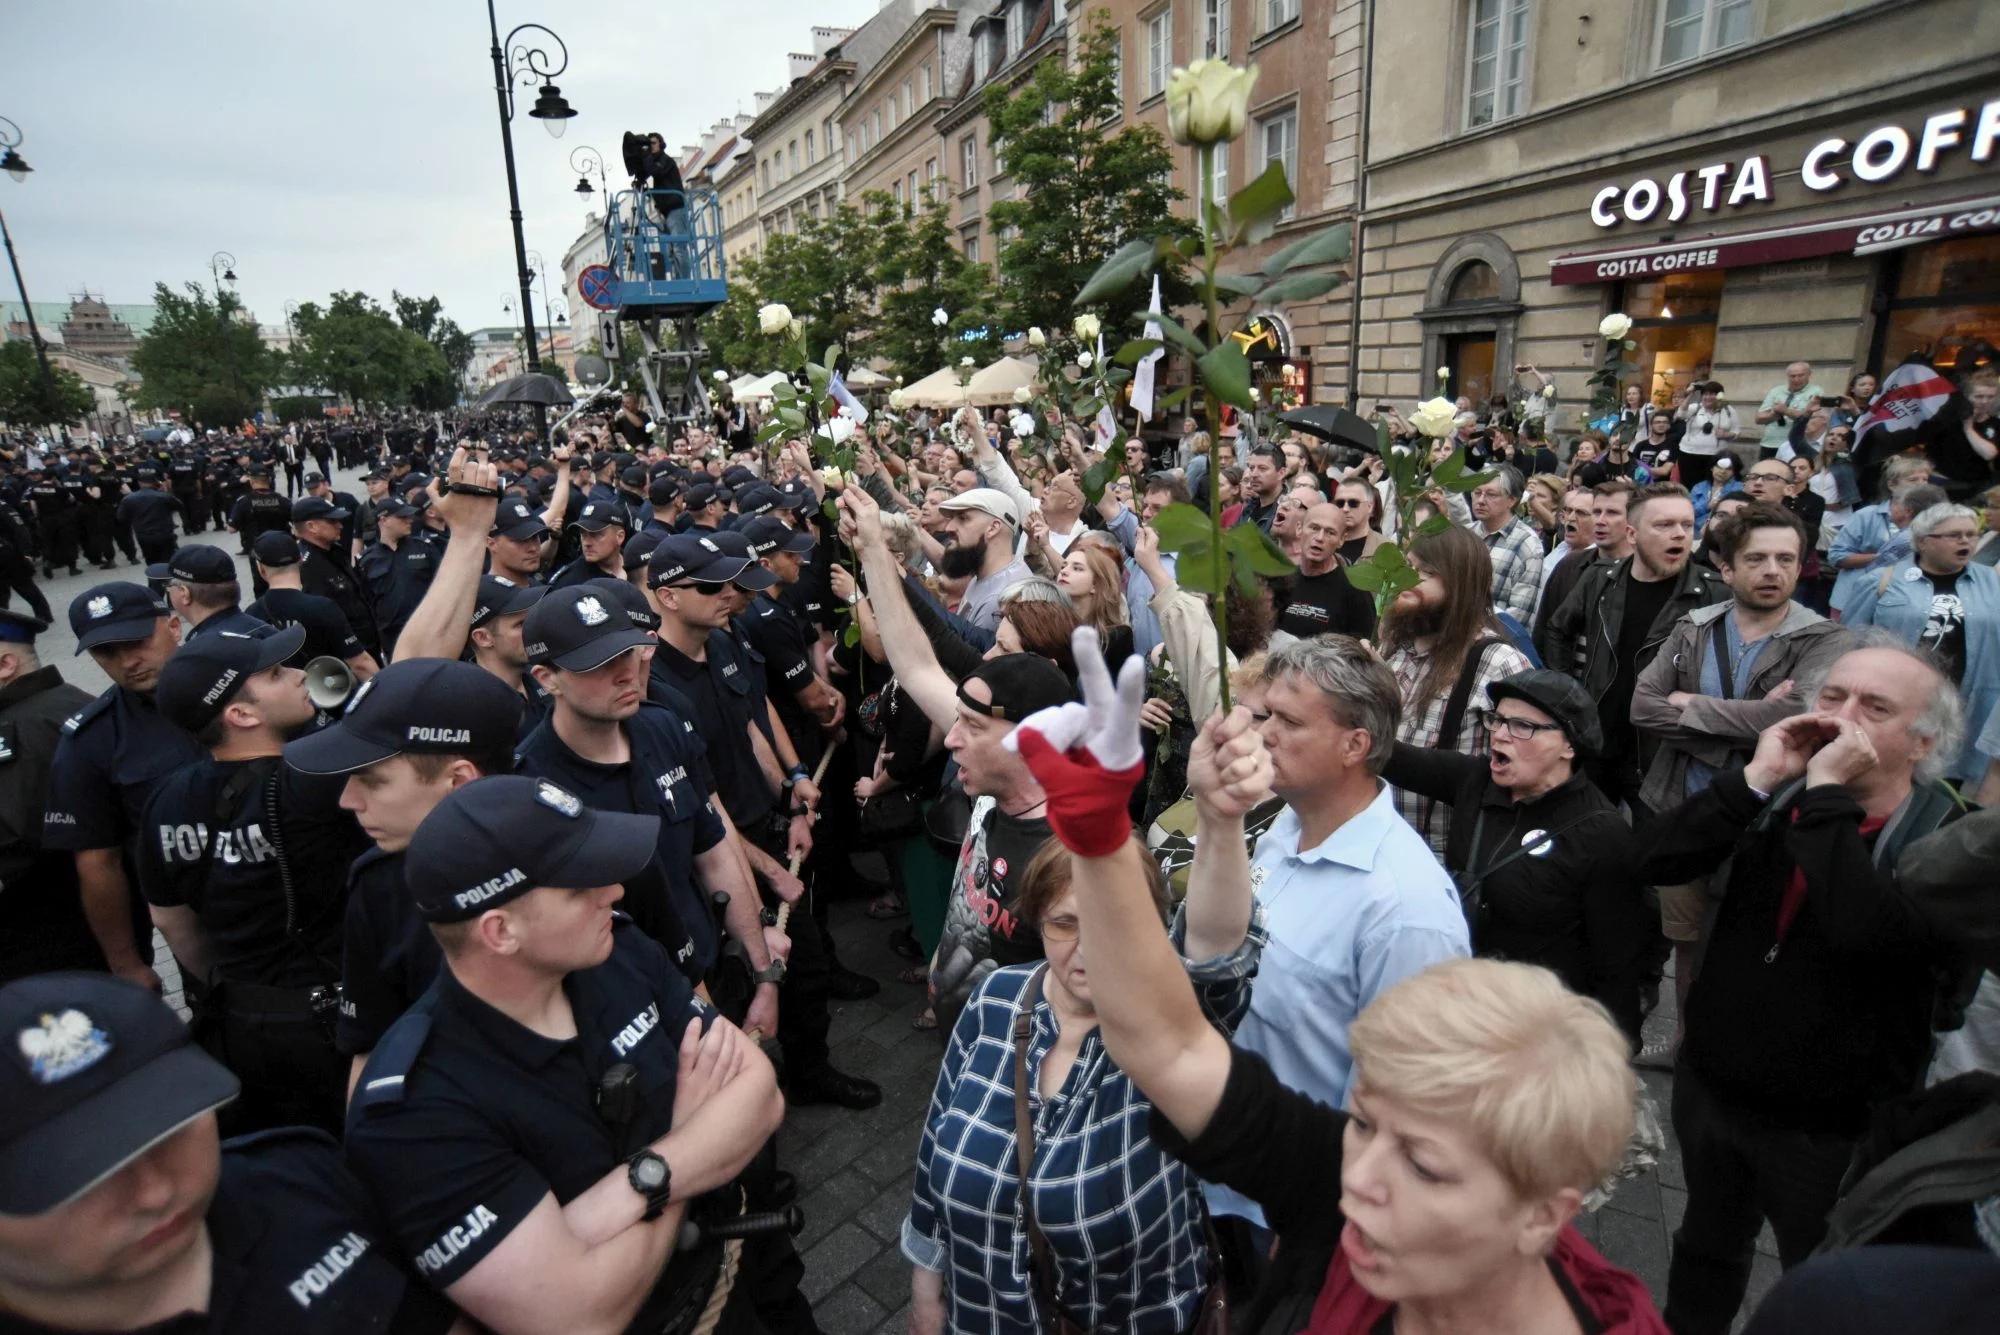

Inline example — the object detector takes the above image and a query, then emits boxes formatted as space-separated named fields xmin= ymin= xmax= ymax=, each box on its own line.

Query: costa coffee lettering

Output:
xmin=1591 ymin=97 xmax=2000 ymax=227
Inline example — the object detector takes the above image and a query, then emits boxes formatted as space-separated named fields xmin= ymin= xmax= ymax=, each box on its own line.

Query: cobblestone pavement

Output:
xmin=793 ymin=881 xmax=1785 ymax=1335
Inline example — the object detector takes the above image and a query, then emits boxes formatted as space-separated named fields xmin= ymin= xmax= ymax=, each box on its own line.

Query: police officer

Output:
xmin=292 ymin=497 xmax=381 ymax=660
xmin=549 ymin=502 xmax=630 ymax=589
xmin=487 ymin=497 xmax=552 ymax=585
xmin=151 ymin=546 xmax=264 ymax=641
xmin=25 ymin=468 xmax=77 ymax=579
xmin=225 ymin=472 xmax=290 ymax=596
xmin=282 ymin=659 xmax=522 ymax=1084
xmin=0 ymin=489 xmax=50 ymax=624
xmin=138 ymin=626 xmax=369 ymax=1135
xmin=736 ymin=516 xmax=843 ymax=757
xmin=77 ymin=458 xmax=124 ymax=570
xmin=168 ymin=450 xmax=205 ymax=532
xmin=0 ymin=973 xmax=457 ymax=1334
xmin=0 ymin=611 xmax=98 ymax=983
xmin=515 ymin=584 xmax=776 ymax=1017
xmin=344 ymin=775 xmax=787 ymax=1335
xmin=302 ymin=475 xmax=363 ymax=555
xmin=246 ymin=532 xmax=379 ymax=679
xmin=114 ymin=474 xmax=187 ymax=569
xmin=356 ymin=500 xmax=435 ymax=654
xmin=468 ymin=575 xmax=551 ymax=733
xmin=44 ymin=584 xmax=203 ymax=993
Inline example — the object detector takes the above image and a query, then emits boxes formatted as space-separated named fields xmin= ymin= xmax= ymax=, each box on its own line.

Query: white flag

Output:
xmin=1132 ymin=274 xmax=1164 ymax=424
xmin=1092 ymin=331 xmax=1116 ymax=450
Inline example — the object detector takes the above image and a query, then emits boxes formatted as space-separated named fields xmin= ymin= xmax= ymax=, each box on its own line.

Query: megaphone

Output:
xmin=303 ymin=655 xmax=356 ymax=712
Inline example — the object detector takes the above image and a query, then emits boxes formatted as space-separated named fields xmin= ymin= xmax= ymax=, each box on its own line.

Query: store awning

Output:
xmin=1549 ymin=191 xmax=2000 ymax=286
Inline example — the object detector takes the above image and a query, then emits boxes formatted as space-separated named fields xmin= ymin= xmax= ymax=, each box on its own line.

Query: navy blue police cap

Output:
xmin=68 ymin=582 xmax=170 ymax=655
xmin=153 ymin=625 xmax=307 ymax=733
xmin=285 ymin=658 xmax=524 ymax=775
xmin=522 ymin=584 xmax=654 ymax=672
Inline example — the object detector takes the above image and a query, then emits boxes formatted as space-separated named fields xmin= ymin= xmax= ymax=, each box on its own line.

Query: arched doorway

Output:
xmin=1419 ymin=235 xmax=1523 ymax=408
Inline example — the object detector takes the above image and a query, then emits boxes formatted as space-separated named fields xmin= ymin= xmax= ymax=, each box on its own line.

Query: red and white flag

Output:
xmin=1853 ymin=360 xmax=1955 ymax=439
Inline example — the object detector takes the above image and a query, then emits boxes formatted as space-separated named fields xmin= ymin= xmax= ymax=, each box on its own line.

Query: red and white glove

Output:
xmin=1004 ymin=627 xmax=1147 ymax=857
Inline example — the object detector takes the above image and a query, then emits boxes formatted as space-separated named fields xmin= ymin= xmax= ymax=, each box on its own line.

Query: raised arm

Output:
xmin=840 ymin=486 xmax=958 ymax=731
xmin=1181 ymin=706 xmax=1271 ymax=961
xmin=393 ymin=447 xmax=499 ymax=662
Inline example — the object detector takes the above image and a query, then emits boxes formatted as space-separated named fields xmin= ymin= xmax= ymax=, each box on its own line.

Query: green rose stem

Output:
xmin=1198 ymin=142 xmax=1233 ymax=717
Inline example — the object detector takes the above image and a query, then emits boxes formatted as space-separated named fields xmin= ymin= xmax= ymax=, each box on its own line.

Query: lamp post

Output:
xmin=485 ymin=0 xmax=576 ymax=394
xmin=570 ymin=144 xmax=608 ymax=213
xmin=0 ymin=116 xmax=58 ymax=421
xmin=209 ymin=251 xmax=237 ymax=304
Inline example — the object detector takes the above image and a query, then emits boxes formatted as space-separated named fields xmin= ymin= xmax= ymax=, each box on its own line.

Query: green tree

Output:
xmin=870 ymin=192 xmax=1002 ymax=378
xmin=986 ymin=8 xmax=1196 ymax=338
xmin=0 ymin=341 xmax=95 ymax=429
xmin=288 ymin=291 xmax=446 ymax=409
xmin=705 ymin=204 xmax=888 ymax=374
xmin=392 ymin=292 xmax=477 ymax=410
xmin=130 ymin=282 xmax=275 ymax=427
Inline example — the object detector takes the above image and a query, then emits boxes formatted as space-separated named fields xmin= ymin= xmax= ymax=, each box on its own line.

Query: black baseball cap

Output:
xmin=708 ymin=531 xmax=776 ymax=591
xmin=741 ymin=515 xmax=814 ymax=559
xmin=959 ymin=653 xmax=1074 ymax=723
xmin=647 ymin=478 xmax=680 ymax=508
xmin=647 ymin=532 xmax=749 ymax=588
xmin=721 ymin=464 xmax=758 ymax=489
xmin=404 ymin=776 xmax=660 ymax=922
xmin=492 ymin=497 xmax=548 ymax=541
xmin=154 ymin=625 xmax=307 ymax=733
xmin=775 ymin=480 xmax=816 ymax=514
xmin=286 ymin=659 xmax=525 ymax=775
xmin=618 ymin=465 xmax=649 ymax=491
xmin=622 ymin=529 xmax=666 ymax=573
xmin=0 ymin=974 xmax=239 ymax=1215
xmin=69 ymin=582 xmax=170 ymax=655
xmin=571 ymin=501 xmax=630 ymax=534
xmin=376 ymin=499 xmax=418 ymax=521
xmin=733 ymin=483 xmax=781 ymax=519
xmin=522 ymin=584 xmax=655 ymax=671
xmin=470 ymin=574 xmax=547 ymax=631
xmin=1487 ymin=669 xmax=1604 ymax=758
xmin=145 ymin=545 xmax=236 ymax=584
xmin=303 ymin=471 xmax=326 ymax=486
xmin=251 ymin=531 xmax=301 ymax=567
xmin=291 ymin=496 xmax=348 ymax=523
xmin=586 ymin=576 xmax=660 ymax=633
xmin=683 ymin=481 xmax=729 ymax=510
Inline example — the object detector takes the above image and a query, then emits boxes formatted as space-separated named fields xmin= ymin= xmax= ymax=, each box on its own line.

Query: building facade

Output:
xmin=1352 ymin=0 xmax=2000 ymax=421
xmin=747 ymin=28 xmax=862 ymax=241
xmin=837 ymin=6 xmax=965 ymax=215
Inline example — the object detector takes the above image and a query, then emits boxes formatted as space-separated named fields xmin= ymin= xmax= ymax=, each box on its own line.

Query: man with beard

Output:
xmin=138 ymin=627 xmax=370 ymax=1136
xmin=1541 ymin=482 xmax=1728 ymax=805
xmin=1276 ymin=501 xmax=1376 ymax=641
xmin=1630 ymin=503 xmax=1849 ymax=1066
xmin=1231 ymin=445 xmax=1286 ymax=533
xmin=934 ymin=488 xmax=1028 ymax=632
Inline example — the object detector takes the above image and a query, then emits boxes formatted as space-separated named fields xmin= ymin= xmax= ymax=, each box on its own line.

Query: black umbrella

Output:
xmin=1278 ymin=403 xmax=1380 ymax=453
xmin=474 ymin=373 xmax=575 ymax=409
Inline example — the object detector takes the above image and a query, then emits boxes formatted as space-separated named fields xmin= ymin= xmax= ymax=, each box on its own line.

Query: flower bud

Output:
xmin=1165 ymin=59 xmax=1258 ymax=147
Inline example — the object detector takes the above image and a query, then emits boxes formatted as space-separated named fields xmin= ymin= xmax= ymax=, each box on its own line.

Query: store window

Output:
xmin=1875 ymin=235 xmax=2000 ymax=376
xmin=1616 ymin=270 xmax=1722 ymax=408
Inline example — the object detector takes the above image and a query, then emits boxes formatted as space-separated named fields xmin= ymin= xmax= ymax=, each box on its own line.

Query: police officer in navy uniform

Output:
xmin=515 ymin=584 xmax=778 ymax=1021
xmin=167 ymin=450 xmax=205 ymax=532
xmin=487 ymin=497 xmax=552 ymax=587
xmin=137 ymin=627 xmax=369 ymax=1136
xmin=356 ymin=499 xmax=436 ymax=655
xmin=114 ymin=474 xmax=188 ymax=570
xmin=24 ymin=469 xmax=77 ymax=580
xmin=150 ymin=546 xmax=264 ymax=642
xmin=465 ymin=575 xmax=551 ymax=736
xmin=282 ymin=659 xmax=523 ymax=1084
xmin=549 ymin=503 xmax=630 ymax=589
xmin=0 ymin=973 xmax=457 ymax=1334
xmin=344 ymin=775 xmax=788 ymax=1335
xmin=225 ymin=472 xmax=290 ymax=596
xmin=292 ymin=497 xmax=382 ymax=661
xmin=246 ymin=532 xmax=380 ymax=679
xmin=0 ymin=612 xmax=98 ymax=984
xmin=44 ymin=585 xmax=203 ymax=993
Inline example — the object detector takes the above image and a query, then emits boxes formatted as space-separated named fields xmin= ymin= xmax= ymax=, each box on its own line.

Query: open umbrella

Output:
xmin=842 ymin=366 xmax=893 ymax=390
xmin=900 ymin=365 xmax=971 ymax=410
xmin=474 ymin=372 xmax=575 ymax=409
xmin=1278 ymin=403 xmax=1379 ymax=454
xmin=966 ymin=356 xmax=1040 ymax=408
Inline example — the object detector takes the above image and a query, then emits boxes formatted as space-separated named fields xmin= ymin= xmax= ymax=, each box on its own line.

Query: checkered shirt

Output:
xmin=902 ymin=907 xmax=1267 ymax=1335
xmin=1386 ymin=639 xmax=1533 ymax=856
xmin=1483 ymin=516 xmax=1545 ymax=621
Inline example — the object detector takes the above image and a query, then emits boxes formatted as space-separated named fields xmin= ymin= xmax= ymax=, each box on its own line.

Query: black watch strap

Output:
xmin=627 ymin=1149 xmax=673 ymax=1221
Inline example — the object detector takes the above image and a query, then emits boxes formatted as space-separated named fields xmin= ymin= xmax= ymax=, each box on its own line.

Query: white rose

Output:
xmin=1408 ymin=397 xmax=1458 ymax=439
xmin=712 ymin=370 xmax=728 ymax=381
xmin=1013 ymin=386 xmax=1032 ymax=404
xmin=1010 ymin=413 xmax=1036 ymax=438
xmin=1027 ymin=326 xmax=1047 ymax=348
xmin=818 ymin=465 xmax=843 ymax=486
xmin=1248 ymin=387 xmax=1260 ymax=401
xmin=757 ymin=303 xmax=793 ymax=335
xmin=1164 ymin=59 xmax=1258 ymax=147
xmin=888 ymin=390 xmax=906 ymax=409
xmin=825 ymin=416 xmax=857 ymax=446
xmin=1599 ymin=313 xmax=1633 ymax=342
xmin=1072 ymin=313 xmax=1101 ymax=342
xmin=1436 ymin=366 xmax=1451 ymax=383
xmin=932 ymin=307 xmax=949 ymax=327
xmin=787 ymin=318 xmax=805 ymax=340
xmin=1077 ymin=350 xmax=1094 ymax=370
xmin=960 ymin=356 xmax=975 ymax=368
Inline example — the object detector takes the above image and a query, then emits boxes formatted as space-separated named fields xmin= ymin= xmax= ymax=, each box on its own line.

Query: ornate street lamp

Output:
xmin=0 ymin=116 xmax=58 ymax=416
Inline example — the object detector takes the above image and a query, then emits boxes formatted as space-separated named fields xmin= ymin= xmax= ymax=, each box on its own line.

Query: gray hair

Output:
xmin=1262 ymin=635 xmax=1401 ymax=774
xmin=1891 ymin=483 xmax=1949 ymax=519
xmin=1807 ymin=627 xmax=1967 ymax=785
xmin=1483 ymin=464 xmax=1526 ymax=502
xmin=1909 ymin=502 xmax=1978 ymax=542
xmin=999 ymin=575 xmax=1072 ymax=608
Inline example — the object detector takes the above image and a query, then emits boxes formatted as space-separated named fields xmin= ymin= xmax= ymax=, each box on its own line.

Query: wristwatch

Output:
xmin=752 ymin=960 xmax=788 ymax=985
xmin=627 ymin=1149 xmax=673 ymax=1221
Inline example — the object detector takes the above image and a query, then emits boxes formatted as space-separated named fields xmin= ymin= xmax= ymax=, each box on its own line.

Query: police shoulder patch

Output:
xmin=63 ymin=692 xmax=116 ymax=735
xmin=353 ymin=1013 xmax=433 ymax=1110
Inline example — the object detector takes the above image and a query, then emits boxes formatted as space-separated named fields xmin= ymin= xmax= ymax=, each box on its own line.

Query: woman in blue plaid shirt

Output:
xmin=902 ymin=705 xmax=1273 ymax=1334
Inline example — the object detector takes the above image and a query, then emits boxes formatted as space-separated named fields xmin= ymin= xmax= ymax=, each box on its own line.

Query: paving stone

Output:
xmin=1595 ymin=1206 xmax=1671 ymax=1300
xmin=856 ymin=1177 xmax=916 ymax=1244
xmin=854 ymin=1238 xmax=919 ymax=1310
xmin=797 ymin=1169 xmax=881 ymax=1251
xmin=874 ymin=1302 xmax=911 ymax=1335
xmin=801 ymin=1223 xmax=889 ymax=1304
xmin=1603 ymin=1169 xmax=1663 ymax=1222
xmin=811 ymin=1282 xmax=890 ymax=1335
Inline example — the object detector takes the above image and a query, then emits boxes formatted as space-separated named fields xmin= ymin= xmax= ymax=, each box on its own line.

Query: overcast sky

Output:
xmin=6 ymin=0 xmax=879 ymax=335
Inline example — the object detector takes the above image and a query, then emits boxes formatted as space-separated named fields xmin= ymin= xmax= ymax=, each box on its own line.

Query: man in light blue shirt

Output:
xmin=1207 ymin=636 xmax=1469 ymax=1228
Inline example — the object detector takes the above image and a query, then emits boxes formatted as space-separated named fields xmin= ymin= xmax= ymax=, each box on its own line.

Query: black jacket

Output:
xmin=1537 ymin=553 xmax=1728 ymax=704
xmin=1638 ymin=767 xmax=1956 ymax=1134
xmin=1384 ymin=744 xmax=1649 ymax=1042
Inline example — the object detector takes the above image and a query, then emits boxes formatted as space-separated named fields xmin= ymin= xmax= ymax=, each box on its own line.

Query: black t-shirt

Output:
xmin=1338 ymin=535 xmax=1371 ymax=565
xmin=248 ymin=588 xmax=363 ymax=663
xmin=1916 ymin=569 xmax=1968 ymax=684
xmin=1277 ymin=568 xmax=1377 ymax=640
xmin=930 ymin=803 xmax=1053 ymax=1034
xmin=650 ymin=633 xmax=778 ymax=828
xmin=337 ymin=848 xmax=439 ymax=1057
xmin=1601 ymin=573 xmax=1679 ymax=759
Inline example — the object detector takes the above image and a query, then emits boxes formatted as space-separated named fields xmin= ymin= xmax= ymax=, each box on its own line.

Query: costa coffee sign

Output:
xmin=1587 ymin=98 xmax=2000 ymax=230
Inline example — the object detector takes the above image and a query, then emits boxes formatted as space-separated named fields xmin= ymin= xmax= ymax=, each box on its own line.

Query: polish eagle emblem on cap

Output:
xmin=86 ymin=596 xmax=113 ymax=620
xmin=574 ymin=596 xmax=609 ymax=627
xmin=535 ymin=781 xmax=583 ymax=818
xmin=18 ymin=1009 xmax=112 ymax=1084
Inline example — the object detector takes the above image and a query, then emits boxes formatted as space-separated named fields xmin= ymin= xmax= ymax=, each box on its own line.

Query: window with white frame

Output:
xmin=961 ymin=135 xmax=977 ymax=187
xmin=885 ymin=98 xmax=896 ymax=132
xmin=1658 ymin=0 xmax=1753 ymax=66
xmin=1145 ymin=8 xmax=1171 ymax=99
xmin=822 ymin=118 xmax=834 ymax=158
xmin=964 ymin=232 xmax=981 ymax=263
xmin=1263 ymin=0 xmax=1299 ymax=31
xmin=871 ymin=109 xmax=882 ymax=146
xmin=804 ymin=130 xmax=816 ymax=165
xmin=1465 ymin=0 xmax=1530 ymax=128
xmin=1007 ymin=2 xmax=1025 ymax=57
xmin=904 ymin=79 xmax=914 ymax=118
xmin=1260 ymin=106 xmax=1297 ymax=221
xmin=908 ymin=170 xmax=919 ymax=201
xmin=789 ymin=141 xmax=799 ymax=176
xmin=1203 ymin=0 xmax=1230 ymax=58
xmin=1204 ymin=143 xmax=1229 ymax=211
xmin=1109 ymin=32 xmax=1123 ymax=109
xmin=925 ymin=157 xmax=938 ymax=183
xmin=921 ymin=64 xmax=932 ymax=102
xmin=974 ymin=28 xmax=991 ymax=84
xmin=892 ymin=181 xmax=903 ymax=205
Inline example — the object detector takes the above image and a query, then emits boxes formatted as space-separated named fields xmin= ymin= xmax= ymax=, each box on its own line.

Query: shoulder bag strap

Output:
xmin=1436 ymin=639 xmax=1502 ymax=753
xmin=1709 ymin=616 xmax=1736 ymax=701
xmin=1010 ymin=964 xmax=1064 ymax=1335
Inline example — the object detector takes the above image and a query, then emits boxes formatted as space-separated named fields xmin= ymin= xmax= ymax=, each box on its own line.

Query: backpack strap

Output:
xmin=1436 ymin=638 xmax=1504 ymax=752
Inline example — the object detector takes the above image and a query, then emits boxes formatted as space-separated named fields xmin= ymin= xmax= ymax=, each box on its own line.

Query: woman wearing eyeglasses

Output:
xmin=1379 ymin=669 xmax=1650 ymax=1045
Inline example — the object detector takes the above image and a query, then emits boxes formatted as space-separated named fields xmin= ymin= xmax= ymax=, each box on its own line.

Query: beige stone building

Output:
xmin=836 ymin=6 xmax=965 ymax=214
xmin=935 ymin=1 xmax=1067 ymax=271
xmin=1352 ymin=0 xmax=2000 ymax=421
xmin=746 ymin=28 xmax=862 ymax=241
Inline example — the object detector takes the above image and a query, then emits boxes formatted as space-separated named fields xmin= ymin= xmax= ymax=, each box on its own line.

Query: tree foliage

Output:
xmin=287 ymin=291 xmax=447 ymax=409
xmin=708 ymin=204 xmax=888 ymax=377
xmin=985 ymin=9 xmax=1196 ymax=338
xmin=392 ymin=292 xmax=476 ymax=410
xmin=869 ymin=191 xmax=1002 ymax=378
xmin=130 ymin=282 xmax=275 ymax=427
xmin=0 ymin=341 xmax=96 ymax=429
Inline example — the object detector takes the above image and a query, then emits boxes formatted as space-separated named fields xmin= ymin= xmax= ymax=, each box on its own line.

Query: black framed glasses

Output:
xmin=1488 ymin=713 xmax=1566 ymax=742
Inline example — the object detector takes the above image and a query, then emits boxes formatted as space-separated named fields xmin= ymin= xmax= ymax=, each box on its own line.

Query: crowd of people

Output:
xmin=0 ymin=353 xmax=1997 ymax=1335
